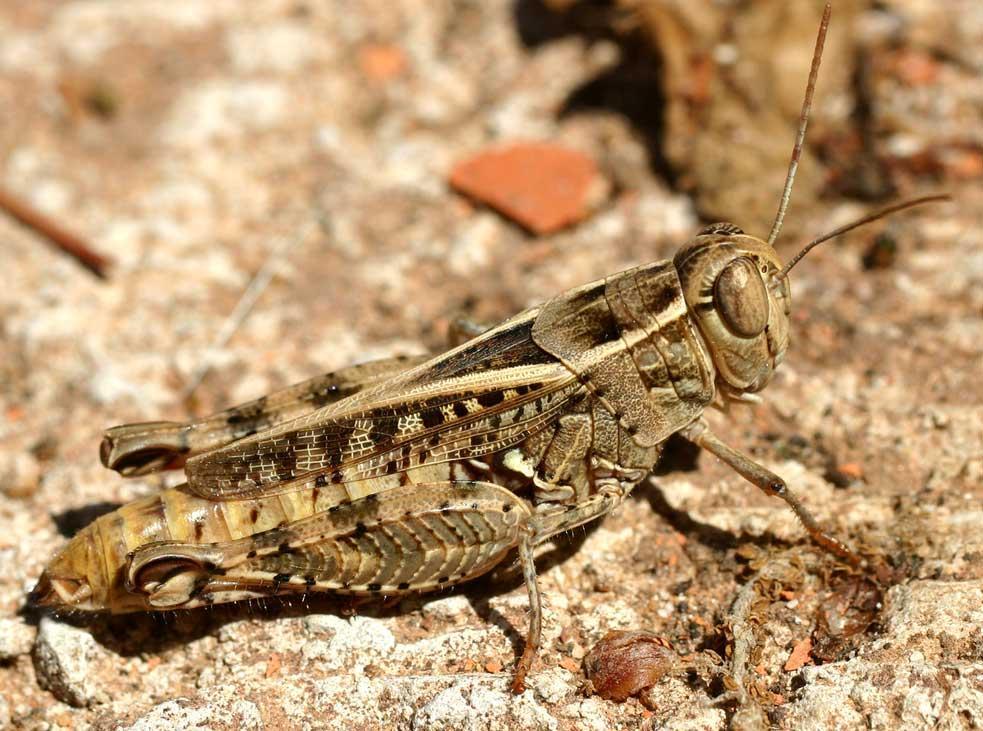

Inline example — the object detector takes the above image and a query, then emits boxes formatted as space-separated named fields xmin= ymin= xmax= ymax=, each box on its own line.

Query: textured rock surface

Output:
xmin=1 ymin=1 xmax=981 ymax=729
xmin=0 ymin=617 xmax=34 ymax=661
xmin=32 ymin=617 xmax=112 ymax=708
xmin=777 ymin=580 xmax=983 ymax=729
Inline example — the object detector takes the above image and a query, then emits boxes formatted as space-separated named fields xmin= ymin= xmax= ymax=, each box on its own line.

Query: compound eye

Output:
xmin=713 ymin=257 xmax=769 ymax=338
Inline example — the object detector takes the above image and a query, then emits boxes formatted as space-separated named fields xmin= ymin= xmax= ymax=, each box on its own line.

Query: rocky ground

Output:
xmin=0 ymin=1 xmax=981 ymax=729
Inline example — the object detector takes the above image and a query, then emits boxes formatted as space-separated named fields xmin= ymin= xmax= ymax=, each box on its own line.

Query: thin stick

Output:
xmin=767 ymin=3 xmax=832 ymax=246
xmin=0 ymin=184 xmax=112 ymax=278
xmin=181 ymin=218 xmax=321 ymax=403
xmin=778 ymin=194 xmax=950 ymax=278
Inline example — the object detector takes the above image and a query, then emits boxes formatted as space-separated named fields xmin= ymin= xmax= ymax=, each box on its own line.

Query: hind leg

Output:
xmin=510 ymin=528 xmax=542 ymax=694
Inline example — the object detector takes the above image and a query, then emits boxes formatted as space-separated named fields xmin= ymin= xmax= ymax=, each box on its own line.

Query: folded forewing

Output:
xmin=185 ymin=312 xmax=582 ymax=501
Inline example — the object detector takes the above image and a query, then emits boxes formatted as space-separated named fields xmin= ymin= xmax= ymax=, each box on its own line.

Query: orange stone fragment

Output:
xmin=358 ymin=43 xmax=407 ymax=82
xmin=484 ymin=659 xmax=503 ymax=674
xmin=449 ymin=142 xmax=606 ymax=234
xmin=558 ymin=656 xmax=580 ymax=673
xmin=784 ymin=637 xmax=813 ymax=672
xmin=836 ymin=462 xmax=864 ymax=480
xmin=265 ymin=653 xmax=282 ymax=678
xmin=947 ymin=149 xmax=983 ymax=180
xmin=894 ymin=50 xmax=940 ymax=86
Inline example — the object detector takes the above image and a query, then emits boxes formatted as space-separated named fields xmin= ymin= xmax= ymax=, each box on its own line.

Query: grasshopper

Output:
xmin=31 ymin=4 xmax=944 ymax=694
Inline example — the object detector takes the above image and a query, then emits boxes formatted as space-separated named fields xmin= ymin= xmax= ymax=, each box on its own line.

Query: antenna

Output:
xmin=767 ymin=2 xmax=832 ymax=246
xmin=778 ymin=194 xmax=950 ymax=278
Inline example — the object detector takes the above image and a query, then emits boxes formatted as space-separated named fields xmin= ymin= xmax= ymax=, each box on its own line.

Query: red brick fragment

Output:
xmin=449 ymin=142 xmax=607 ymax=235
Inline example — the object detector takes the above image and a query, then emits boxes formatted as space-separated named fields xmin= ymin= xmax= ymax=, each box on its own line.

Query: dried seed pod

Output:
xmin=812 ymin=571 xmax=885 ymax=662
xmin=583 ymin=631 xmax=679 ymax=702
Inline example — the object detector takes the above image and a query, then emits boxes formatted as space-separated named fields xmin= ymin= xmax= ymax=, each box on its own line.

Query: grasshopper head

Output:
xmin=674 ymin=226 xmax=792 ymax=396
xmin=672 ymin=188 xmax=947 ymax=398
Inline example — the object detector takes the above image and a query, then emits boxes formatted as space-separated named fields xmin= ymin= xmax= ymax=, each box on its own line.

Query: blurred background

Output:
xmin=1 ymin=1 xmax=981 ymax=729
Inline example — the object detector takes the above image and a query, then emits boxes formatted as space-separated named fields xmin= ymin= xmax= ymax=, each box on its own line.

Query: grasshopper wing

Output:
xmin=101 ymin=355 xmax=430 ymax=477
xmin=185 ymin=311 xmax=582 ymax=501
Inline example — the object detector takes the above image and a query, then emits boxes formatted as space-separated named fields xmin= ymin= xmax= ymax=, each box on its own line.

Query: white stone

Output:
xmin=160 ymin=81 xmax=290 ymax=148
xmin=33 ymin=617 xmax=109 ymax=707
xmin=225 ymin=22 xmax=325 ymax=73
xmin=529 ymin=668 xmax=574 ymax=705
xmin=420 ymin=594 xmax=473 ymax=621
xmin=301 ymin=615 xmax=395 ymax=669
xmin=411 ymin=679 xmax=557 ymax=731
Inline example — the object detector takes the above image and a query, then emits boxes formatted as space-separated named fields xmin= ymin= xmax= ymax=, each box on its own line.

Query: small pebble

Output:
xmin=484 ymin=659 xmax=503 ymax=674
xmin=0 ymin=451 xmax=41 ymax=498
xmin=33 ymin=617 xmax=108 ymax=707
xmin=358 ymin=43 xmax=408 ymax=82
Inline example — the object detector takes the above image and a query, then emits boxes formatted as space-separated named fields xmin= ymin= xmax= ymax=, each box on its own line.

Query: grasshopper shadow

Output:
xmin=512 ymin=0 xmax=675 ymax=185
xmin=636 ymin=432 xmax=806 ymax=554
xmin=636 ymin=480 xmax=740 ymax=553
xmin=638 ymin=478 xmax=811 ymax=556
xmin=51 ymin=502 xmax=122 ymax=538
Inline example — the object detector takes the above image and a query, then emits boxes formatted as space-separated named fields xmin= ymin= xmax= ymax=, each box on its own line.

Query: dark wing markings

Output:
xmin=185 ymin=372 xmax=578 ymax=500
xmin=186 ymin=307 xmax=569 ymax=500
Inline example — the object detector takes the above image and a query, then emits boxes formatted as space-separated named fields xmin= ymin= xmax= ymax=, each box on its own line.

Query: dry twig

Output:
xmin=0 ymin=184 xmax=112 ymax=278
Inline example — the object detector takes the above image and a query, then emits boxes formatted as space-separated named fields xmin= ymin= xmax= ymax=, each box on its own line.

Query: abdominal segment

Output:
xmin=124 ymin=480 xmax=531 ymax=609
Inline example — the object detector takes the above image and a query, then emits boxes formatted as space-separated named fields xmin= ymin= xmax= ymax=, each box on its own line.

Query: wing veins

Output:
xmin=187 ymin=369 xmax=577 ymax=499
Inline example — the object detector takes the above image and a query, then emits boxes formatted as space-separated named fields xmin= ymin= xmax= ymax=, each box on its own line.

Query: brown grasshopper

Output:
xmin=31 ymin=4 xmax=944 ymax=694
